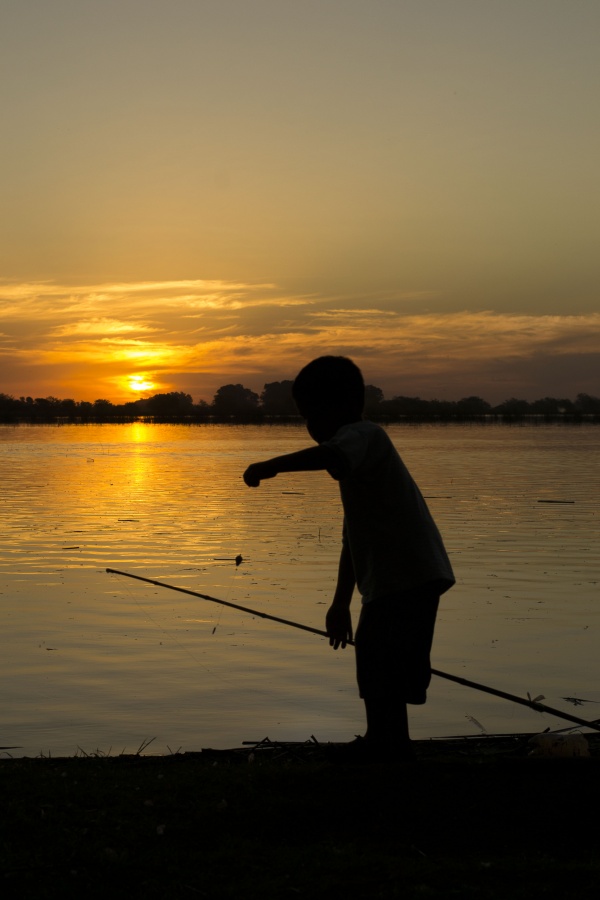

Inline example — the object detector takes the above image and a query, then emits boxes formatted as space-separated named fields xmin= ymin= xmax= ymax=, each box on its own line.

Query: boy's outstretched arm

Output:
xmin=243 ymin=445 xmax=338 ymax=487
xmin=326 ymin=539 xmax=355 ymax=650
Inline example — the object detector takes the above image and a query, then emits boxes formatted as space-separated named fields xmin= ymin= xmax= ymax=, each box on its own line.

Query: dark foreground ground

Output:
xmin=2 ymin=734 xmax=599 ymax=899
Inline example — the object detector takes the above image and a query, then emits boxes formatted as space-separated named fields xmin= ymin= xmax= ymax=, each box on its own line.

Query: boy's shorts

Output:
xmin=354 ymin=585 xmax=440 ymax=705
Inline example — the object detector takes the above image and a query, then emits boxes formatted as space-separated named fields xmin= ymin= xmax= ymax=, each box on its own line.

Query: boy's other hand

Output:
xmin=326 ymin=604 xmax=353 ymax=650
xmin=243 ymin=461 xmax=277 ymax=487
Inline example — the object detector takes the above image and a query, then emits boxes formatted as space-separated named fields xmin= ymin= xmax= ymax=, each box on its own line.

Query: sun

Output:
xmin=128 ymin=374 xmax=156 ymax=394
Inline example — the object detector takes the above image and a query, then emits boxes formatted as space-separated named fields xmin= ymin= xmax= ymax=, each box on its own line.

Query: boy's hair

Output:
xmin=292 ymin=356 xmax=365 ymax=417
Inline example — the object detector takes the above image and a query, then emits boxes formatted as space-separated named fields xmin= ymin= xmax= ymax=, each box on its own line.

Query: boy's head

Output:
xmin=292 ymin=356 xmax=365 ymax=442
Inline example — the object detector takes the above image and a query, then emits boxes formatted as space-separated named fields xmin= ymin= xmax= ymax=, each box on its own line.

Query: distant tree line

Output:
xmin=1 ymin=382 xmax=599 ymax=423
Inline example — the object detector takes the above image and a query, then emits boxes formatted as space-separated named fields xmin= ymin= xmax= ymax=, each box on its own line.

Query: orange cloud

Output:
xmin=1 ymin=280 xmax=598 ymax=403
xmin=49 ymin=318 xmax=158 ymax=338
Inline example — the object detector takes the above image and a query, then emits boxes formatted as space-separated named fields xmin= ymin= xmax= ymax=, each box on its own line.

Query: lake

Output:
xmin=1 ymin=422 xmax=598 ymax=756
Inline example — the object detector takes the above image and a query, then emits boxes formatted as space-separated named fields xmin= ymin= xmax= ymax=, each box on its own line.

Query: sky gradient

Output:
xmin=1 ymin=1 xmax=599 ymax=404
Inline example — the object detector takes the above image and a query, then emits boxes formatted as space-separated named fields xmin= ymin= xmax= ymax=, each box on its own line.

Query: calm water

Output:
xmin=1 ymin=422 xmax=599 ymax=756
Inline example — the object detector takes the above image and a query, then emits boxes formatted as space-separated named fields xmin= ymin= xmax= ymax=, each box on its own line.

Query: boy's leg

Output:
xmin=354 ymin=589 xmax=439 ymax=759
xmin=329 ymin=695 xmax=411 ymax=763
xmin=363 ymin=695 xmax=410 ymax=751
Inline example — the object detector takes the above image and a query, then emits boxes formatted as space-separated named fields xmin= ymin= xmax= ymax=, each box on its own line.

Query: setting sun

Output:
xmin=128 ymin=375 xmax=156 ymax=394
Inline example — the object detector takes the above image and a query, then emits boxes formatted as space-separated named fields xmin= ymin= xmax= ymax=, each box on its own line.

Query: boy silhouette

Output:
xmin=243 ymin=356 xmax=454 ymax=761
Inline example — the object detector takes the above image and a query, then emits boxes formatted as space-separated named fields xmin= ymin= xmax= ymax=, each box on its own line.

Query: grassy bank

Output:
xmin=2 ymin=737 xmax=598 ymax=898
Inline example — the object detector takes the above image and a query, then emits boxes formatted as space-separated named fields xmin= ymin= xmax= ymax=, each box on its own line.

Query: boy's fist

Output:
xmin=243 ymin=465 xmax=260 ymax=487
xmin=243 ymin=461 xmax=277 ymax=487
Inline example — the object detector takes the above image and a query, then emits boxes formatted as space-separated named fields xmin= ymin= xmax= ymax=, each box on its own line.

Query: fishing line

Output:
xmin=107 ymin=560 xmax=247 ymax=688
xmin=109 ymin=571 xmax=209 ymax=666
xmin=129 ymin=554 xmax=243 ymax=637
xmin=210 ymin=554 xmax=243 ymax=635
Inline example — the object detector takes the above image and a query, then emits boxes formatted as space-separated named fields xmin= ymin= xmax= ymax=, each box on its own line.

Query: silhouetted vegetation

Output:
xmin=260 ymin=380 xmax=296 ymax=416
xmin=212 ymin=384 xmax=260 ymax=418
xmin=1 ymin=385 xmax=599 ymax=424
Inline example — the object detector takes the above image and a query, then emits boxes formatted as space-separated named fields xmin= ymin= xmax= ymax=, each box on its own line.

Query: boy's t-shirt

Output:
xmin=322 ymin=420 xmax=455 ymax=604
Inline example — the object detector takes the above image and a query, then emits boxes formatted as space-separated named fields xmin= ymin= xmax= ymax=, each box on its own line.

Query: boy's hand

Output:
xmin=243 ymin=461 xmax=278 ymax=487
xmin=326 ymin=604 xmax=353 ymax=650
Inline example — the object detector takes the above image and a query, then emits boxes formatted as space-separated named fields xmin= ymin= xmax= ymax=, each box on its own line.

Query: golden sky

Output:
xmin=1 ymin=1 xmax=599 ymax=404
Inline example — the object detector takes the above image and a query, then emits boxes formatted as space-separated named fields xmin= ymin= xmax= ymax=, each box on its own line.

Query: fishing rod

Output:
xmin=106 ymin=568 xmax=600 ymax=734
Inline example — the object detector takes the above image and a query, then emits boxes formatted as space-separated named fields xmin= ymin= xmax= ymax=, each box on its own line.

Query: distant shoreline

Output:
xmin=1 ymin=413 xmax=599 ymax=426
